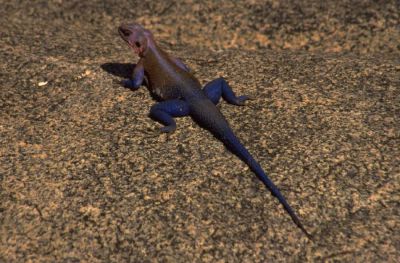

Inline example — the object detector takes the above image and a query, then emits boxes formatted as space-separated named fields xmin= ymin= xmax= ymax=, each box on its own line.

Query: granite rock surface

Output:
xmin=1 ymin=0 xmax=399 ymax=262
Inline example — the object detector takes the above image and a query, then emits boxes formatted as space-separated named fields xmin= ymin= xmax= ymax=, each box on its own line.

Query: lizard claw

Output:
xmin=235 ymin=95 xmax=251 ymax=106
xmin=160 ymin=125 xmax=176 ymax=133
xmin=121 ymin=79 xmax=140 ymax=90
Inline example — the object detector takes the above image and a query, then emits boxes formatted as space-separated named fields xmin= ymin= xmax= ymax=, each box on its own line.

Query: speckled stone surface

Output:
xmin=1 ymin=1 xmax=399 ymax=262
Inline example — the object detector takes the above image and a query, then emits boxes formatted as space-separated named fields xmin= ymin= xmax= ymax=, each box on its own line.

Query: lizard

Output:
xmin=118 ymin=23 xmax=311 ymax=239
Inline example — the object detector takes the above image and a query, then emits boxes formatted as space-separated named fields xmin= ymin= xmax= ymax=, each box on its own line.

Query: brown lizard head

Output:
xmin=118 ymin=23 xmax=154 ymax=57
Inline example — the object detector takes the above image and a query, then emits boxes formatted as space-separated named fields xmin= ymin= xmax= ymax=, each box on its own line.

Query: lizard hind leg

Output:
xmin=149 ymin=99 xmax=190 ymax=133
xmin=203 ymin=77 xmax=250 ymax=106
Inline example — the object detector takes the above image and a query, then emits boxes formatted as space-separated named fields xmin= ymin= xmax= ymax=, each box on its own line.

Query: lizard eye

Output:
xmin=134 ymin=41 xmax=141 ymax=48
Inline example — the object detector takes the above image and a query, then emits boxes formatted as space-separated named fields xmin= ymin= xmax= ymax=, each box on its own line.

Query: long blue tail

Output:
xmin=220 ymin=129 xmax=312 ymax=238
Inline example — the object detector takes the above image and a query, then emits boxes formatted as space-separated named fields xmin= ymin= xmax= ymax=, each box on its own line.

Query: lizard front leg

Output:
xmin=122 ymin=59 xmax=145 ymax=89
xmin=149 ymin=99 xmax=190 ymax=133
xmin=170 ymin=56 xmax=191 ymax=72
xmin=203 ymin=77 xmax=250 ymax=106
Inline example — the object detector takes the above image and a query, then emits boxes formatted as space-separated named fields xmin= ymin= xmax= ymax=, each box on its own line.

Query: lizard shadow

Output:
xmin=101 ymin=62 xmax=135 ymax=79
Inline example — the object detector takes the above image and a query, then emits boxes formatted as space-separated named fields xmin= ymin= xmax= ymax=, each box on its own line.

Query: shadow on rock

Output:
xmin=100 ymin=62 xmax=135 ymax=79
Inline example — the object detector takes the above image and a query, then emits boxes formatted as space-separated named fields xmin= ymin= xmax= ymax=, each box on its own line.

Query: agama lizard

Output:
xmin=118 ymin=23 xmax=311 ymax=238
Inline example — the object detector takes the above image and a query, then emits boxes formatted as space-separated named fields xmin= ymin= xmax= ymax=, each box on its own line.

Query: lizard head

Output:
xmin=118 ymin=23 xmax=153 ymax=57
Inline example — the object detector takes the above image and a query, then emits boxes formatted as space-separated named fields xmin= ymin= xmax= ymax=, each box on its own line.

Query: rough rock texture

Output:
xmin=1 ymin=0 xmax=399 ymax=262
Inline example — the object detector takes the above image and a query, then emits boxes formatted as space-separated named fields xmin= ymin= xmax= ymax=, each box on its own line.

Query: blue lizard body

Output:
xmin=118 ymin=23 xmax=311 ymax=238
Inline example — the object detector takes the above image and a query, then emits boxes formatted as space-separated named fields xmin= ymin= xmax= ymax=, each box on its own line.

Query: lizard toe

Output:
xmin=160 ymin=125 xmax=176 ymax=133
xmin=235 ymin=95 xmax=250 ymax=106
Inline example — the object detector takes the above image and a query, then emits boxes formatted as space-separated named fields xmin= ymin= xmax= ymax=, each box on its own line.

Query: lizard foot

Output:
xmin=121 ymin=79 xmax=140 ymax=90
xmin=160 ymin=125 xmax=176 ymax=133
xmin=235 ymin=95 xmax=251 ymax=106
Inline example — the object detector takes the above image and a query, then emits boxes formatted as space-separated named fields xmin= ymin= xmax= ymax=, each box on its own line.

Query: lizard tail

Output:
xmin=220 ymin=129 xmax=312 ymax=239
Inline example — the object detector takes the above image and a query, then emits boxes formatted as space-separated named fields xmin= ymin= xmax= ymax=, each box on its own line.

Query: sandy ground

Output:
xmin=1 ymin=1 xmax=399 ymax=262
